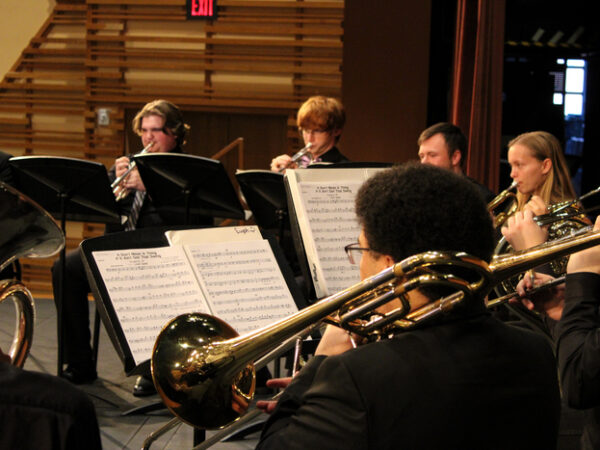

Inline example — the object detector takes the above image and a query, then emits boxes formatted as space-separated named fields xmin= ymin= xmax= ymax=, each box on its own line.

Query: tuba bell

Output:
xmin=0 ymin=181 xmax=64 ymax=367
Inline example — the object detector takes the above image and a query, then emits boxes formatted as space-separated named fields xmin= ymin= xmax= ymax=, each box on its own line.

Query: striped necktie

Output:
xmin=125 ymin=190 xmax=146 ymax=231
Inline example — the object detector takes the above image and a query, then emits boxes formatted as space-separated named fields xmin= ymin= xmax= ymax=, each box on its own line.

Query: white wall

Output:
xmin=0 ymin=0 xmax=55 ymax=77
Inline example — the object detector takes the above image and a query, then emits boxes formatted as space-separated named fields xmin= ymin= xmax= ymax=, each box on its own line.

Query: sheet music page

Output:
xmin=92 ymin=246 xmax=211 ymax=366
xmin=184 ymin=239 xmax=298 ymax=335
xmin=286 ymin=168 xmax=385 ymax=298
xmin=297 ymin=181 xmax=362 ymax=296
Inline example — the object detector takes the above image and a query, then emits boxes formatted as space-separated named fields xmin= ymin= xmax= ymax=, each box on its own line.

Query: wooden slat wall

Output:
xmin=0 ymin=0 xmax=343 ymax=298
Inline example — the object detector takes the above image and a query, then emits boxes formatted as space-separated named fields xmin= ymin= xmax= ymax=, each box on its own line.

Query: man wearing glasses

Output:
xmin=257 ymin=163 xmax=560 ymax=449
xmin=270 ymin=96 xmax=349 ymax=172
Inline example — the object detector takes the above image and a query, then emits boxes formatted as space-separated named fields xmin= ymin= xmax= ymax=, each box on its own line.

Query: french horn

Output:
xmin=492 ymin=186 xmax=600 ymax=298
xmin=0 ymin=182 xmax=64 ymax=367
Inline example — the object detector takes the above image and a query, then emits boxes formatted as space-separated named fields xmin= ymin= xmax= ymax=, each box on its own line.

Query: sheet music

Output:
xmin=92 ymin=246 xmax=211 ymax=366
xmin=286 ymin=168 xmax=385 ymax=298
xmin=297 ymin=181 xmax=362 ymax=296
xmin=184 ymin=239 xmax=298 ymax=335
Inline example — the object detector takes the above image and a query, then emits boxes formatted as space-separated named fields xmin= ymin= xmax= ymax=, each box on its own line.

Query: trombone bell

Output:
xmin=152 ymin=314 xmax=255 ymax=429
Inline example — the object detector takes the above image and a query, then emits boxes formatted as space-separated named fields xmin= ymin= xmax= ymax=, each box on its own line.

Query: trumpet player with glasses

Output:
xmin=51 ymin=100 xmax=192 ymax=395
xmin=270 ymin=96 xmax=349 ymax=173
xmin=256 ymin=163 xmax=560 ymax=449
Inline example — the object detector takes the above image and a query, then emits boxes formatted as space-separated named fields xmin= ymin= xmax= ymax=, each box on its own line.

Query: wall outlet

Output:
xmin=97 ymin=108 xmax=110 ymax=126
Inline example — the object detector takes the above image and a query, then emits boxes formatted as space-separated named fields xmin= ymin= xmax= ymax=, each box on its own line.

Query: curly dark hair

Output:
xmin=355 ymin=162 xmax=494 ymax=264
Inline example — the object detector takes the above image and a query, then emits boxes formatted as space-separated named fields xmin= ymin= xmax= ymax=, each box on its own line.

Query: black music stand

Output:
xmin=134 ymin=153 xmax=245 ymax=224
xmin=235 ymin=170 xmax=288 ymax=240
xmin=9 ymin=156 xmax=120 ymax=376
xmin=79 ymin=225 xmax=306 ymax=422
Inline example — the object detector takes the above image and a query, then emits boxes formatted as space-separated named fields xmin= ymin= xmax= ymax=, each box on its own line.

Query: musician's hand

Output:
xmin=231 ymin=386 xmax=251 ymax=415
xmin=115 ymin=156 xmax=131 ymax=178
xmin=315 ymin=325 xmax=355 ymax=356
xmin=270 ymin=154 xmax=297 ymax=173
xmin=568 ymin=216 xmax=600 ymax=275
xmin=514 ymin=271 xmax=564 ymax=320
xmin=523 ymin=195 xmax=548 ymax=216
xmin=501 ymin=209 xmax=548 ymax=251
xmin=255 ymin=377 xmax=292 ymax=415
xmin=122 ymin=167 xmax=146 ymax=192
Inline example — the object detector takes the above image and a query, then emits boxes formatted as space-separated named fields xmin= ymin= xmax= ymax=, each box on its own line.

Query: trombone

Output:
xmin=150 ymin=225 xmax=600 ymax=432
xmin=111 ymin=142 xmax=153 ymax=201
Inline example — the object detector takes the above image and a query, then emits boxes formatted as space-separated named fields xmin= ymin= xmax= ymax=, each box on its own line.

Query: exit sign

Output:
xmin=187 ymin=0 xmax=217 ymax=19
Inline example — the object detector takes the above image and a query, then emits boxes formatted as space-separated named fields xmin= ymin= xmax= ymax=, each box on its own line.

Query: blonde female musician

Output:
xmin=501 ymin=131 xmax=578 ymax=251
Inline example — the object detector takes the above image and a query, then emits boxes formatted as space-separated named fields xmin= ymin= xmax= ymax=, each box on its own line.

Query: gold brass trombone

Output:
xmin=111 ymin=142 xmax=153 ymax=201
xmin=150 ymin=226 xmax=600 ymax=431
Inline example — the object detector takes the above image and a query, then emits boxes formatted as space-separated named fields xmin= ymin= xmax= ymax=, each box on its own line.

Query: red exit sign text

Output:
xmin=187 ymin=0 xmax=217 ymax=19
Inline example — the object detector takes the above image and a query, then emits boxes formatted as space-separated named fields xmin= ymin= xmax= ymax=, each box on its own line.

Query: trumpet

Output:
xmin=278 ymin=143 xmax=313 ymax=172
xmin=111 ymin=142 xmax=154 ymax=201
xmin=150 ymin=226 xmax=600 ymax=430
xmin=488 ymin=181 xmax=517 ymax=228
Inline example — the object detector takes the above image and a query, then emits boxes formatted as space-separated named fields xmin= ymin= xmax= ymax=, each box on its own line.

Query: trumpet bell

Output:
xmin=151 ymin=313 xmax=256 ymax=429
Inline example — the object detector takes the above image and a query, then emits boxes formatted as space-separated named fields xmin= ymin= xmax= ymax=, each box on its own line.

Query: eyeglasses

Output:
xmin=344 ymin=242 xmax=371 ymax=265
xmin=299 ymin=128 xmax=328 ymax=136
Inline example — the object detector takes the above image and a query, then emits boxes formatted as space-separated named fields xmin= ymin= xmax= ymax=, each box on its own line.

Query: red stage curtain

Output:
xmin=450 ymin=0 xmax=506 ymax=193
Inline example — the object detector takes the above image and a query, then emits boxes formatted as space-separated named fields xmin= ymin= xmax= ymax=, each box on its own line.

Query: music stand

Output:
xmin=134 ymin=153 xmax=245 ymax=224
xmin=235 ymin=170 xmax=288 ymax=240
xmin=79 ymin=225 xmax=306 ymax=421
xmin=9 ymin=156 xmax=120 ymax=376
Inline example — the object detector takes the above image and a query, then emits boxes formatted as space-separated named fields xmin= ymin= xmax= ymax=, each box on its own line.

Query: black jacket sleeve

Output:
xmin=555 ymin=272 xmax=600 ymax=409
xmin=257 ymin=354 xmax=368 ymax=450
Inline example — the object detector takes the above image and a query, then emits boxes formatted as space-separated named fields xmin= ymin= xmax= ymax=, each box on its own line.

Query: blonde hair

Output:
xmin=508 ymin=131 xmax=575 ymax=210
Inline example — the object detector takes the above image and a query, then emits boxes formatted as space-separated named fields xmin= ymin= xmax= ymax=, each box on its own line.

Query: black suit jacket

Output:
xmin=556 ymin=272 xmax=600 ymax=450
xmin=258 ymin=304 xmax=560 ymax=450
xmin=0 ymin=362 xmax=101 ymax=449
